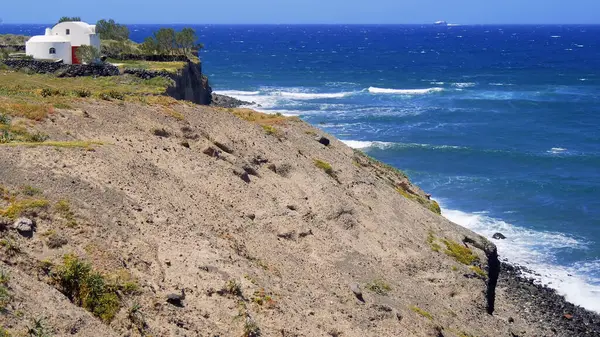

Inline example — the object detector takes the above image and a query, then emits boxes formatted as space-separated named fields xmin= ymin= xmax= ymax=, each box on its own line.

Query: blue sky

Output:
xmin=1 ymin=0 xmax=599 ymax=24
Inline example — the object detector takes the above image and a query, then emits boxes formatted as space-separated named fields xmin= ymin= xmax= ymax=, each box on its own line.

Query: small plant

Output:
xmin=0 ymin=269 xmax=9 ymax=285
xmin=0 ymin=283 xmax=10 ymax=310
xmin=469 ymin=266 xmax=487 ymax=278
xmin=410 ymin=305 xmax=433 ymax=320
xmin=0 ymin=238 xmax=21 ymax=257
xmin=55 ymin=200 xmax=76 ymax=227
xmin=252 ymin=288 xmax=276 ymax=308
xmin=107 ymin=90 xmax=124 ymax=100
xmin=261 ymin=125 xmax=277 ymax=135
xmin=0 ymin=327 xmax=11 ymax=337
xmin=27 ymin=317 xmax=52 ymax=337
xmin=21 ymin=185 xmax=42 ymax=196
xmin=0 ymin=198 xmax=49 ymax=219
xmin=74 ymin=89 xmax=91 ymax=98
xmin=225 ymin=279 xmax=243 ymax=297
xmin=0 ymin=114 xmax=11 ymax=125
xmin=243 ymin=316 xmax=261 ymax=337
xmin=52 ymin=254 xmax=124 ymax=322
xmin=25 ymin=132 xmax=50 ymax=143
xmin=128 ymin=303 xmax=148 ymax=333
xmin=442 ymin=239 xmax=478 ymax=265
xmin=365 ymin=279 xmax=391 ymax=295
xmin=40 ymin=88 xmax=63 ymax=98
xmin=427 ymin=231 xmax=441 ymax=252
xmin=314 ymin=159 xmax=335 ymax=177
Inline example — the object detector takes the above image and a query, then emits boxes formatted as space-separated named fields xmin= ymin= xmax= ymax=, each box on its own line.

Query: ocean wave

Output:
xmin=341 ymin=140 xmax=467 ymax=151
xmin=547 ymin=147 xmax=568 ymax=154
xmin=275 ymin=91 xmax=355 ymax=100
xmin=442 ymin=207 xmax=600 ymax=313
xmin=340 ymin=140 xmax=393 ymax=149
xmin=452 ymin=82 xmax=476 ymax=88
xmin=215 ymin=90 xmax=260 ymax=96
xmin=368 ymin=87 xmax=445 ymax=95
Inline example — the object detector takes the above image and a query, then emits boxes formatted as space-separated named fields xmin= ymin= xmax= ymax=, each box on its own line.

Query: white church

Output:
xmin=26 ymin=21 xmax=100 ymax=64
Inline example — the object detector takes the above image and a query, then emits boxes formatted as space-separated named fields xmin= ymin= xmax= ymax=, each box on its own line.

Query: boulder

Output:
xmin=316 ymin=136 xmax=330 ymax=146
xmin=167 ymin=289 xmax=185 ymax=307
xmin=349 ymin=283 xmax=365 ymax=302
xmin=13 ymin=217 xmax=35 ymax=236
xmin=492 ymin=232 xmax=507 ymax=240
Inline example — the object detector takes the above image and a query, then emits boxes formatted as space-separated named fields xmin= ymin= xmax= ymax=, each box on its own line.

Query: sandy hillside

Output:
xmin=0 ymin=100 xmax=558 ymax=336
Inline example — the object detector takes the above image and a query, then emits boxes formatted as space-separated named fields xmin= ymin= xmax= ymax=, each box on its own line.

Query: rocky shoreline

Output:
xmin=498 ymin=262 xmax=600 ymax=336
xmin=211 ymin=93 xmax=252 ymax=108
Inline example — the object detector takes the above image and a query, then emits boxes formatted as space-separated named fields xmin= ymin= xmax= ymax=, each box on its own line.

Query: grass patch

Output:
xmin=108 ymin=59 xmax=186 ymax=73
xmin=442 ymin=239 xmax=478 ymax=265
xmin=225 ymin=108 xmax=299 ymax=126
xmin=252 ymin=288 xmax=276 ymax=308
xmin=51 ymin=254 xmax=136 ymax=322
xmin=0 ymin=238 xmax=21 ymax=257
xmin=262 ymin=125 xmax=277 ymax=135
xmin=0 ymin=102 xmax=51 ymax=121
xmin=0 ymin=140 xmax=103 ymax=149
xmin=0 ymin=269 xmax=9 ymax=310
xmin=0 ymin=198 xmax=49 ymax=219
xmin=365 ymin=279 xmax=392 ymax=295
xmin=224 ymin=279 xmax=243 ymax=297
xmin=396 ymin=187 xmax=442 ymax=215
xmin=410 ymin=305 xmax=433 ymax=320
xmin=21 ymin=185 xmax=42 ymax=196
xmin=427 ymin=231 xmax=442 ymax=252
xmin=314 ymin=159 xmax=335 ymax=177
xmin=469 ymin=266 xmax=487 ymax=278
xmin=55 ymin=200 xmax=77 ymax=227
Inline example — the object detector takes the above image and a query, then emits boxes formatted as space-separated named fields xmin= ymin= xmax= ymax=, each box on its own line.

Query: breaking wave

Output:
xmin=368 ymin=87 xmax=445 ymax=95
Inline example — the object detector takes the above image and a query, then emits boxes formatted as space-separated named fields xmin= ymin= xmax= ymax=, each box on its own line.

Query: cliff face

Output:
xmin=1 ymin=99 xmax=565 ymax=337
xmin=166 ymin=61 xmax=212 ymax=105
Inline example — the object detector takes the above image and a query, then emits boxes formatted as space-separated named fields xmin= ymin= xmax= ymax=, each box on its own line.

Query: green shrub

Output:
xmin=75 ymin=45 xmax=102 ymax=65
xmin=26 ymin=317 xmax=52 ymax=337
xmin=24 ymin=132 xmax=49 ymax=143
xmin=0 ymin=114 xmax=10 ymax=126
xmin=365 ymin=279 xmax=391 ymax=295
xmin=225 ymin=279 xmax=243 ymax=297
xmin=443 ymin=239 xmax=478 ymax=265
xmin=0 ymin=327 xmax=11 ymax=337
xmin=410 ymin=305 xmax=433 ymax=320
xmin=469 ymin=266 xmax=487 ymax=278
xmin=314 ymin=159 xmax=335 ymax=177
xmin=74 ymin=89 xmax=91 ymax=98
xmin=52 ymin=254 xmax=124 ymax=322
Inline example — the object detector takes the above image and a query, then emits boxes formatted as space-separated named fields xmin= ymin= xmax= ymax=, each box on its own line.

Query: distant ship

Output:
xmin=434 ymin=21 xmax=448 ymax=26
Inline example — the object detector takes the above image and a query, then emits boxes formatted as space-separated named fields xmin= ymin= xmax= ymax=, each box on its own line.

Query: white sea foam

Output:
xmin=452 ymin=82 xmax=476 ymax=88
xmin=551 ymin=35 xmax=562 ymax=38
xmin=215 ymin=90 xmax=260 ymax=96
xmin=340 ymin=140 xmax=393 ymax=149
xmin=368 ymin=87 xmax=444 ymax=95
xmin=275 ymin=91 xmax=355 ymax=100
xmin=548 ymin=147 xmax=568 ymax=154
xmin=442 ymin=207 xmax=600 ymax=313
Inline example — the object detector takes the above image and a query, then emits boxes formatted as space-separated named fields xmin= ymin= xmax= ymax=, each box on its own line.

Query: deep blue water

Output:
xmin=3 ymin=24 xmax=600 ymax=311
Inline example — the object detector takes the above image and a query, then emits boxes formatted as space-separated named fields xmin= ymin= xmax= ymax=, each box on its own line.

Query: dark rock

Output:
xmin=211 ymin=93 xmax=252 ymax=108
xmin=242 ymin=164 xmax=259 ymax=177
xmin=316 ymin=136 xmax=331 ymax=146
xmin=123 ymin=68 xmax=173 ymax=80
xmin=277 ymin=231 xmax=296 ymax=240
xmin=286 ymin=205 xmax=297 ymax=211
xmin=167 ymin=289 xmax=186 ymax=307
xmin=252 ymin=155 xmax=269 ymax=165
xmin=492 ymin=232 xmax=507 ymax=240
xmin=213 ymin=140 xmax=233 ymax=154
xmin=202 ymin=146 xmax=221 ymax=158
xmin=298 ymin=229 xmax=313 ymax=238
xmin=13 ymin=217 xmax=35 ymax=236
xmin=0 ymin=217 xmax=10 ymax=231
xmin=349 ymin=283 xmax=365 ymax=302
xmin=234 ymin=169 xmax=251 ymax=183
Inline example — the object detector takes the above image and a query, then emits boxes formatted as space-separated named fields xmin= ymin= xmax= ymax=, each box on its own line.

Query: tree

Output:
xmin=58 ymin=16 xmax=81 ymax=23
xmin=153 ymin=28 xmax=176 ymax=55
xmin=75 ymin=45 xmax=102 ymax=65
xmin=175 ymin=28 xmax=199 ymax=57
xmin=96 ymin=19 xmax=129 ymax=41
xmin=139 ymin=37 xmax=159 ymax=54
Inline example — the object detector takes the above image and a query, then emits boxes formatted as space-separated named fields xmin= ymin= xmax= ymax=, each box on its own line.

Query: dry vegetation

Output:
xmin=107 ymin=59 xmax=187 ymax=73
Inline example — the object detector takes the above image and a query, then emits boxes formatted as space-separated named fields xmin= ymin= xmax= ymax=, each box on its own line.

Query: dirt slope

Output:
xmin=0 ymin=101 xmax=555 ymax=336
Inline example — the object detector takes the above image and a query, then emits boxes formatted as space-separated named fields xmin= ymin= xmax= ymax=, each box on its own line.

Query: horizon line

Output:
xmin=1 ymin=22 xmax=600 ymax=26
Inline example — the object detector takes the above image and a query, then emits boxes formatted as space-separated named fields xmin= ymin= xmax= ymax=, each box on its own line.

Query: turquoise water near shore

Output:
xmin=2 ymin=24 xmax=600 ymax=312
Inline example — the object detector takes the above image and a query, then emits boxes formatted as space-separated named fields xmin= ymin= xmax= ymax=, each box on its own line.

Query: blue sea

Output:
xmin=3 ymin=23 xmax=600 ymax=312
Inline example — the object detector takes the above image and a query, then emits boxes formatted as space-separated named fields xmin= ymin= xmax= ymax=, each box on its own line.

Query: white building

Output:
xmin=25 ymin=21 xmax=101 ymax=64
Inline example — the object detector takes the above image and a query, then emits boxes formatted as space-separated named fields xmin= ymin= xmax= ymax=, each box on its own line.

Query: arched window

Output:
xmin=49 ymin=47 xmax=56 ymax=54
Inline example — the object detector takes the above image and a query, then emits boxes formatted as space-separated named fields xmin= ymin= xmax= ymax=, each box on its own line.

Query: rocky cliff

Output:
xmin=166 ymin=61 xmax=212 ymax=105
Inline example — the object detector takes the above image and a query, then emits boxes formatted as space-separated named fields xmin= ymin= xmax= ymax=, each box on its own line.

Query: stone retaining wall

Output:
xmin=1 ymin=59 xmax=120 ymax=77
